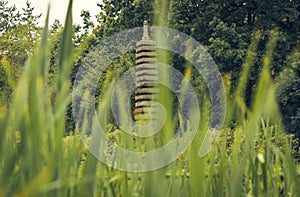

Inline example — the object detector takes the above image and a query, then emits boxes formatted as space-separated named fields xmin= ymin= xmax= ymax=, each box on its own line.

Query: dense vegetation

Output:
xmin=0 ymin=0 xmax=299 ymax=196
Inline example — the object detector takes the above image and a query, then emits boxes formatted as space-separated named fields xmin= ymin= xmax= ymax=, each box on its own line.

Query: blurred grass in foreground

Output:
xmin=0 ymin=0 xmax=299 ymax=196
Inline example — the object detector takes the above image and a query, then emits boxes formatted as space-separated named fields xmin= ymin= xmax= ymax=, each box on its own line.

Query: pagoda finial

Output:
xmin=143 ymin=21 xmax=150 ymax=40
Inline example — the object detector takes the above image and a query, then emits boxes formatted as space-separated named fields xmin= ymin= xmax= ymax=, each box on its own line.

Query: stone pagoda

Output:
xmin=134 ymin=21 xmax=159 ymax=123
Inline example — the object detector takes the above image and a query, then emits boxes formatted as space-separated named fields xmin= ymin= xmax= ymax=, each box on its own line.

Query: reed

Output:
xmin=0 ymin=0 xmax=299 ymax=196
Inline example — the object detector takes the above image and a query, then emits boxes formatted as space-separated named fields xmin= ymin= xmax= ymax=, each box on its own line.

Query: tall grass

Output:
xmin=0 ymin=0 xmax=299 ymax=196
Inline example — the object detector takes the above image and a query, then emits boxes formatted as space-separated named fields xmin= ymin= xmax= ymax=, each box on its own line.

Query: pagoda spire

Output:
xmin=142 ymin=21 xmax=150 ymax=40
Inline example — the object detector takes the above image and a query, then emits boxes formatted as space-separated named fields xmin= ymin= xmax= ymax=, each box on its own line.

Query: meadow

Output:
xmin=0 ymin=1 xmax=299 ymax=196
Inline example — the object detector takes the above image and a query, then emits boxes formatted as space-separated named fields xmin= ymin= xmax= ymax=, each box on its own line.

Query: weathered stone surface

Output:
xmin=136 ymin=45 xmax=155 ymax=52
xmin=135 ymin=69 xmax=158 ymax=76
xmin=135 ymin=100 xmax=155 ymax=108
xmin=134 ymin=114 xmax=151 ymax=121
xmin=136 ymin=75 xmax=159 ymax=81
xmin=135 ymin=57 xmax=157 ymax=64
xmin=134 ymin=107 xmax=151 ymax=114
xmin=135 ymin=88 xmax=159 ymax=94
xmin=135 ymin=94 xmax=157 ymax=101
xmin=135 ymin=64 xmax=158 ymax=71
xmin=136 ymin=51 xmax=157 ymax=58
xmin=136 ymin=81 xmax=157 ymax=88
xmin=134 ymin=21 xmax=159 ymax=121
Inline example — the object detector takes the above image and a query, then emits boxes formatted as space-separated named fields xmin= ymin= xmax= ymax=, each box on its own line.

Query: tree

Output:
xmin=277 ymin=48 xmax=300 ymax=137
xmin=0 ymin=0 xmax=20 ymax=35
xmin=0 ymin=0 xmax=41 ymax=106
xmin=81 ymin=10 xmax=94 ymax=34
xmin=95 ymin=0 xmax=154 ymax=39
xmin=70 ymin=0 xmax=300 ymax=135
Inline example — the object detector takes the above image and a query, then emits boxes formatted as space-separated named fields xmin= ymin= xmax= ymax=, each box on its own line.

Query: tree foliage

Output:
xmin=90 ymin=0 xmax=300 ymax=135
xmin=0 ymin=0 xmax=41 ymax=105
xmin=0 ymin=0 xmax=299 ymax=136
